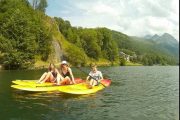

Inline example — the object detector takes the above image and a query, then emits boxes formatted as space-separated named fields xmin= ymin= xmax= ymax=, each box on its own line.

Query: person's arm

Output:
xmin=68 ymin=68 xmax=76 ymax=84
xmin=100 ymin=71 xmax=103 ymax=79
xmin=86 ymin=76 xmax=90 ymax=82
xmin=86 ymin=71 xmax=92 ymax=81
xmin=99 ymin=71 xmax=103 ymax=81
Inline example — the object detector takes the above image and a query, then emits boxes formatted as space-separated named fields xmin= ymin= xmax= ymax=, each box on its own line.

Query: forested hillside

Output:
xmin=0 ymin=0 xmax=52 ymax=69
xmin=112 ymin=31 xmax=178 ymax=65
xmin=0 ymin=0 xmax=178 ymax=69
xmin=144 ymin=33 xmax=179 ymax=58
xmin=54 ymin=17 xmax=119 ymax=62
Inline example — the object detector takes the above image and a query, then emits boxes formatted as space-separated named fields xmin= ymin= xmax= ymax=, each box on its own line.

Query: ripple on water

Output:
xmin=0 ymin=66 xmax=178 ymax=120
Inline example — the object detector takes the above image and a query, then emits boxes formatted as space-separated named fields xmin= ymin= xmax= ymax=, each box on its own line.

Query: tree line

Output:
xmin=0 ymin=0 xmax=50 ymax=69
xmin=54 ymin=17 xmax=119 ymax=62
xmin=111 ymin=31 xmax=178 ymax=65
xmin=0 ymin=0 xmax=178 ymax=69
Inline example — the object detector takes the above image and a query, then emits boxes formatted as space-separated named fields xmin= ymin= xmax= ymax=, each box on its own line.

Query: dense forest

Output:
xmin=0 ymin=0 xmax=179 ymax=69
xmin=0 ymin=0 xmax=52 ymax=69
xmin=54 ymin=17 xmax=178 ymax=66
xmin=54 ymin=17 xmax=119 ymax=62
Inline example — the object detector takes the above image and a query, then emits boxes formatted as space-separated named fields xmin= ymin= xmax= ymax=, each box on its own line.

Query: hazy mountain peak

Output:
xmin=151 ymin=34 xmax=160 ymax=40
xmin=160 ymin=33 xmax=178 ymax=44
xmin=144 ymin=34 xmax=152 ymax=39
xmin=144 ymin=33 xmax=178 ymax=44
xmin=161 ymin=33 xmax=175 ymax=39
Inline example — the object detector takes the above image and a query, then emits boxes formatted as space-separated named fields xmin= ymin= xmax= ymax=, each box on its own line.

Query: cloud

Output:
xmin=46 ymin=0 xmax=179 ymax=41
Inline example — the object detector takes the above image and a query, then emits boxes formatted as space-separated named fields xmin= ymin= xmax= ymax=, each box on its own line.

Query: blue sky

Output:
xmin=45 ymin=0 xmax=179 ymax=40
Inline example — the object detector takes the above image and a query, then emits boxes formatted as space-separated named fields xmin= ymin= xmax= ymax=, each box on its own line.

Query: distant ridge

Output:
xmin=143 ymin=33 xmax=179 ymax=59
xmin=144 ymin=33 xmax=178 ymax=44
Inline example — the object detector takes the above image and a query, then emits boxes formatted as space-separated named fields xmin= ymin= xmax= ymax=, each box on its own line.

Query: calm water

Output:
xmin=0 ymin=66 xmax=179 ymax=120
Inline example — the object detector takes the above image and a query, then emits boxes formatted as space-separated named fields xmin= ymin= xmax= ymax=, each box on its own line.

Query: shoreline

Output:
xmin=0 ymin=62 xmax=178 ymax=70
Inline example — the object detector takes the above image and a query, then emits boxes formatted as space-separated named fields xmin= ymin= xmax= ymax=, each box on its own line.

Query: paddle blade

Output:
xmin=101 ymin=79 xmax=111 ymax=87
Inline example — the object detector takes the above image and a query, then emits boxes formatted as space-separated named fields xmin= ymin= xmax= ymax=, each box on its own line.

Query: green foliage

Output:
xmin=112 ymin=31 xmax=178 ymax=65
xmin=0 ymin=34 xmax=13 ymax=52
xmin=0 ymin=0 xmax=177 ymax=69
xmin=97 ymin=28 xmax=119 ymax=61
xmin=30 ymin=0 xmax=47 ymax=12
xmin=0 ymin=0 xmax=51 ymax=69
xmin=79 ymin=29 xmax=101 ymax=60
xmin=2 ymin=51 xmax=34 ymax=69
xmin=54 ymin=17 xmax=119 ymax=62
xmin=119 ymin=57 xmax=126 ymax=66
xmin=64 ymin=45 xmax=88 ymax=66
xmin=36 ymin=0 xmax=47 ymax=12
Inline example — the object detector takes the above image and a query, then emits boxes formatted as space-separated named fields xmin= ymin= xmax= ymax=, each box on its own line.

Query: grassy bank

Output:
xmin=125 ymin=61 xmax=143 ymax=66
xmin=33 ymin=58 xmax=119 ymax=69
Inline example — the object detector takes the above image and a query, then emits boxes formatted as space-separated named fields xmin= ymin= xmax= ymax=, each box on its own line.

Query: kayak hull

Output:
xmin=58 ymin=79 xmax=111 ymax=94
xmin=11 ymin=84 xmax=61 ymax=91
xmin=11 ymin=78 xmax=84 ymax=91
xmin=11 ymin=79 xmax=111 ymax=94
xmin=12 ymin=78 xmax=83 ymax=87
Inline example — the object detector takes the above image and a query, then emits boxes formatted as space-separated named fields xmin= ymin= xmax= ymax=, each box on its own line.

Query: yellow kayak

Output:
xmin=58 ymin=79 xmax=111 ymax=94
xmin=11 ymin=84 xmax=61 ymax=91
xmin=12 ymin=78 xmax=83 ymax=87
xmin=11 ymin=79 xmax=111 ymax=94
xmin=12 ymin=80 xmax=53 ymax=87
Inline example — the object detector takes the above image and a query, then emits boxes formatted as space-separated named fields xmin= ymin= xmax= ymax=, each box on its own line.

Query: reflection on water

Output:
xmin=12 ymin=90 xmax=98 ymax=101
xmin=0 ymin=66 xmax=179 ymax=120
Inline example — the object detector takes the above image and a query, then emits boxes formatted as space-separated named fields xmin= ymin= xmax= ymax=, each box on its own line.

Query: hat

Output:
xmin=61 ymin=60 xmax=68 ymax=65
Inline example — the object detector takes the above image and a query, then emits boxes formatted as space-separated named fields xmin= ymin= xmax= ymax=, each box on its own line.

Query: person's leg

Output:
xmin=89 ymin=79 xmax=94 ymax=86
xmin=89 ymin=79 xmax=98 ymax=87
xmin=87 ymin=79 xmax=94 ymax=89
xmin=60 ymin=77 xmax=71 ymax=85
xmin=93 ymin=80 xmax=98 ymax=86
xmin=56 ymin=74 xmax=64 ymax=85
xmin=40 ymin=72 xmax=52 ymax=83
xmin=37 ymin=72 xmax=47 ymax=83
xmin=65 ymin=76 xmax=72 ymax=84
xmin=49 ymin=74 xmax=56 ymax=83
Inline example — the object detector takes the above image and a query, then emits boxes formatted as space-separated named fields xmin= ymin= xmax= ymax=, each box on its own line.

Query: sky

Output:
xmin=45 ymin=0 xmax=179 ymax=41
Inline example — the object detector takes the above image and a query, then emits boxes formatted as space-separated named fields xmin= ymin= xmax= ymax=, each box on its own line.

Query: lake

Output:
xmin=0 ymin=66 xmax=179 ymax=120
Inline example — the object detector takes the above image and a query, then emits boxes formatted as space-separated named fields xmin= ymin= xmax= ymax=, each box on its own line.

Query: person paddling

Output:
xmin=56 ymin=60 xmax=76 ymax=85
xmin=37 ymin=63 xmax=60 ymax=83
xmin=86 ymin=64 xmax=103 ymax=88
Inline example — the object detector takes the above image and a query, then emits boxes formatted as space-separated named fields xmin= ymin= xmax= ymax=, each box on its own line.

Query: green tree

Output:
xmin=80 ymin=29 xmax=101 ymax=59
xmin=98 ymin=28 xmax=119 ymax=61
xmin=64 ymin=45 xmax=88 ymax=66
xmin=32 ymin=0 xmax=38 ymax=9
xmin=0 ymin=35 xmax=13 ymax=52
xmin=0 ymin=0 xmax=51 ymax=69
xmin=36 ymin=0 xmax=47 ymax=12
xmin=119 ymin=57 xmax=126 ymax=66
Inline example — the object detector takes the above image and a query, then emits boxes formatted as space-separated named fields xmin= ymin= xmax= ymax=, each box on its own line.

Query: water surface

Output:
xmin=0 ymin=66 xmax=179 ymax=120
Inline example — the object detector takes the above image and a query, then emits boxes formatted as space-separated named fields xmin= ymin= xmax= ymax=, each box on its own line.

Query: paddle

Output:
xmin=76 ymin=66 xmax=107 ymax=88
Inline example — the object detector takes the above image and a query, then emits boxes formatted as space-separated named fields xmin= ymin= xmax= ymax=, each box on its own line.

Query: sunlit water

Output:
xmin=0 ymin=66 xmax=179 ymax=120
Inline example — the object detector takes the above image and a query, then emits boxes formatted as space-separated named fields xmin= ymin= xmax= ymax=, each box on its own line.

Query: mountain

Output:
xmin=112 ymin=31 xmax=179 ymax=65
xmin=144 ymin=35 xmax=152 ymax=39
xmin=143 ymin=33 xmax=179 ymax=58
xmin=144 ymin=33 xmax=178 ymax=45
xmin=0 ymin=0 xmax=178 ymax=69
xmin=158 ymin=33 xmax=178 ymax=45
xmin=151 ymin=34 xmax=160 ymax=41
